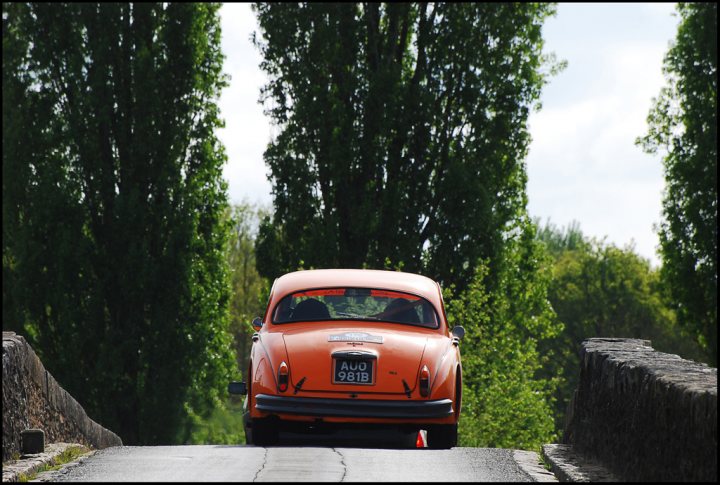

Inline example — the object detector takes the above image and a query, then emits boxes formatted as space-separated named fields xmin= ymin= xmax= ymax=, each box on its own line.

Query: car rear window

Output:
xmin=272 ymin=287 xmax=439 ymax=328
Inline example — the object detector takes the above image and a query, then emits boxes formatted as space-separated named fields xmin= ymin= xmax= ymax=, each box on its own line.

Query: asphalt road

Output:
xmin=46 ymin=428 xmax=555 ymax=482
xmin=51 ymin=445 xmax=545 ymax=482
xmin=45 ymin=425 xmax=560 ymax=483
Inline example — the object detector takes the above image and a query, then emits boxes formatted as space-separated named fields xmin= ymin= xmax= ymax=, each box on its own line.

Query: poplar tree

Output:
xmin=252 ymin=2 xmax=562 ymax=292
xmin=638 ymin=2 xmax=717 ymax=365
xmin=251 ymin=3 xmax=565 ymax=447
xmin=2 ymin=3 xmax=236 ymax=444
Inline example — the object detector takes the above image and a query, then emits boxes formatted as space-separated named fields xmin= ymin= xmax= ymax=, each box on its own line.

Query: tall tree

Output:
xmin=252 ymin=2 xmax=562 ymax=291
xmin=637 ymin=2 xmax=717 ymax=365
xmin=2 ymin=3 xmax=237 ymax=444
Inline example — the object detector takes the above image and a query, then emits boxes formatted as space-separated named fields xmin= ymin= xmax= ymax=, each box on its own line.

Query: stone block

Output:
xmin=21 ymin=428 xmax=45 ymax=454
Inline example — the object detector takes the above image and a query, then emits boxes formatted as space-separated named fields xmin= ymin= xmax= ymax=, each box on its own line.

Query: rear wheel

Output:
xmin=426 ymin=423 xmax=457 ymax=449
xmin=251 ymin=418 xmax=279 ymax=446
xmin=242 ymin=397 xmax=252 ymax=444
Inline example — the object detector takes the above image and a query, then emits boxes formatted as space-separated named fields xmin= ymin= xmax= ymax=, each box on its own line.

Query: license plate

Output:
xmin=333 ymin=358 xmax=375 ymax=385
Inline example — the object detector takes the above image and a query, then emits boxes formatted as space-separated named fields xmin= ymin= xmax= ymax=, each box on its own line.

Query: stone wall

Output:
xmin=563 ymin=338 xmax=717 ymax=482
xmin=2 ymin=332 xmax=122 ymax=462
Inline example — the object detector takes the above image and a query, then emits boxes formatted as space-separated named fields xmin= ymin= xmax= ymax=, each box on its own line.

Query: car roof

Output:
xmin=271 ymin=269 xmax=443 ymax=308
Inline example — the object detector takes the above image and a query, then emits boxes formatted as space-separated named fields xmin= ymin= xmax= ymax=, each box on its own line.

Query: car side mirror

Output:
xmin=228 ymin=381 xmax=247 ymax=395
xmin=251 ymin=317 xmax=263 ymax=331
xmin=451 ymin=326 xmax=465 ymax=340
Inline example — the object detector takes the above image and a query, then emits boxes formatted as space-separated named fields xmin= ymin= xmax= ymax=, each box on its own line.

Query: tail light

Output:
xmin=419 ymin=365 xmax=430 ymax=397
xmin=277 ymin=361 xmax=289 ymax=392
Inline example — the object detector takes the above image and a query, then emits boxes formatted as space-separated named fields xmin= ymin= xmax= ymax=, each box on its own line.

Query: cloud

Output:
xmin=528 ymin=33 xmax=672 ymax=267
xmin=218 ymin=3 xmax=274 ymax=206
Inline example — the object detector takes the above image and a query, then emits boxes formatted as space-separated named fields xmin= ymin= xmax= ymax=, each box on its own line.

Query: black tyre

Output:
xmin=251 ymin=418 xmax=280 ymax=447
xmin=242 ymin=397 xmax=252 ymax=444
xmin=426 ymin=423 xmax=457 ymax=449
xmin=244 ymin=418 xmax=253 ymax=445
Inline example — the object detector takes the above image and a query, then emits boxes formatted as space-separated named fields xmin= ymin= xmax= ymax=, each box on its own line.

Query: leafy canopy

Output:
xmin=448 ymin=218 xmax=562 ymax=450
xmin=250 ymin=3 xmax=565 ymax=449
xmin=2 ymin=2 xmax=237 ymax=444
xmin=252 ymin=2 xmax=563 ymax=291
xmin=637 ymin=2 xmax=717 ymax=365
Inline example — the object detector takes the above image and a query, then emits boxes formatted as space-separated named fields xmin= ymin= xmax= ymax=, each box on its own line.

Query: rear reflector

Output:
xmin=416 ymin=430 xmax=427 ymax=447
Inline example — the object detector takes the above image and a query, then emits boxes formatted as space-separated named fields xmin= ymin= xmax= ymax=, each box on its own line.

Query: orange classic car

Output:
xmin=228 ymin=269 xmax=465 ymax=448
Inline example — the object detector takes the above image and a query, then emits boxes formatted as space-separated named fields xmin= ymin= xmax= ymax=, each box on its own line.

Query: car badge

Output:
xmin=328 ymin=332 xmax=383 ymax=344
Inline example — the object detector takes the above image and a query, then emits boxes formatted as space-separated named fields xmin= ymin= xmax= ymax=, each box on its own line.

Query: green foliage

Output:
xmin=637 ymin=3 xmax=717 ymax=365
xmin=185 ymin=202 xmax=269 ymax=444
xmin=448 ymin=218 xmax=562 ymax=451
xmin=537 ymin=220 xmax=709 ymax=431
xmin=252 ymin=2 xmax=562 ymax=292
xmin=186 ymin=398 xmax=246 ymax=445
xmin=534 ymin=219 xmax=589 ymax=259
xmin=3 ymin=2 xmax=237 ymax=444
xmin=226 ymin=201 xmax=270 ymax=375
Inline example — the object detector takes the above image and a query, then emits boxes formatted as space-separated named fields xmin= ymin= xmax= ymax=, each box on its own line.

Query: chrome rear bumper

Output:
xmin=254 ymin=394 xmax=453 ymax=419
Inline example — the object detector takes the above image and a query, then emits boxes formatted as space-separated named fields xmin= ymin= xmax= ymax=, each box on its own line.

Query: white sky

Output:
xmin=217 ymin=3 xmax=680 ymax=268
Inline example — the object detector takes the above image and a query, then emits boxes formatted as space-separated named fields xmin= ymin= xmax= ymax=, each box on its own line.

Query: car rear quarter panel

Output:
xmin=425 ymin=336 xmax=461 ymax=405
xmin=251 ymin=332 xmax=288 ymax=397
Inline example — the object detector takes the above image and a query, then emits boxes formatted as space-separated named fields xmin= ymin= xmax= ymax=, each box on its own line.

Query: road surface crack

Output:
xmin=252 ymin=448 xmax=268 ymax=482
xmin=331 ymin=448 xmax=347 ymax=482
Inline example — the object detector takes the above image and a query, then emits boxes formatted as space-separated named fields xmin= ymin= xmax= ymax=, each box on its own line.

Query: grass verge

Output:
xmin=17 ymin=445 xmax=91 ymax=482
